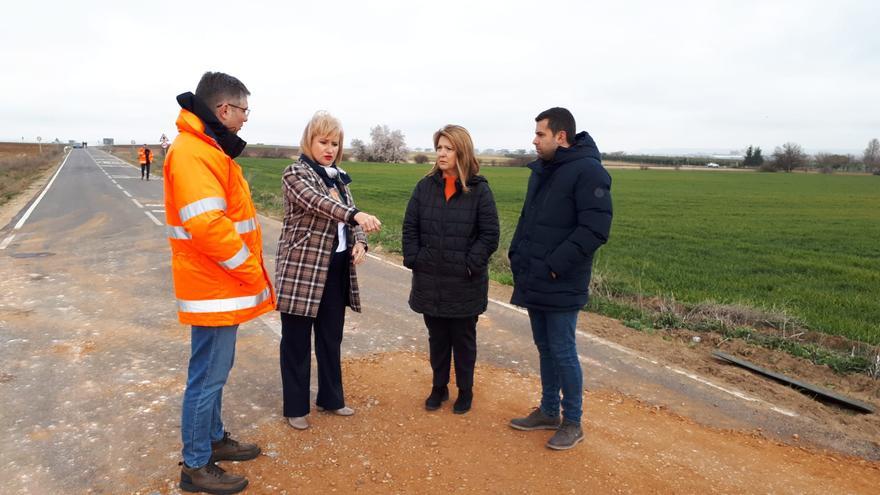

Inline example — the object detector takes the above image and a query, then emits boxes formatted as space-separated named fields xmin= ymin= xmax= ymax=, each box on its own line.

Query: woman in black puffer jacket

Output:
xmin=402 ymin=124 xmax=499 ymax=414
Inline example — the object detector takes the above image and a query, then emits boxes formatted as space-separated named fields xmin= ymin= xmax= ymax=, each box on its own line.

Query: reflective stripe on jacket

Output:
xmin=164 ymin=108 xmax=276 ymax=326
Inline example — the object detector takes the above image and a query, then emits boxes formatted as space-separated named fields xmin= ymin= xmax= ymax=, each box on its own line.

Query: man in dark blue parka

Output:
xmin=508 ymin=107 xmax=612 ymax=450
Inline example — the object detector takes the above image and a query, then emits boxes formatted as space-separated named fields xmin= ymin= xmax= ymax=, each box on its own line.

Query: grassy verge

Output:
xmin=238 ymin=158 xmax=880 ymax=374
xmin=0 ymin=147 xmax=64 ymax=208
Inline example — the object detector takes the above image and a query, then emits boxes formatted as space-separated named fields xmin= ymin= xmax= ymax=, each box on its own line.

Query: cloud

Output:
xmin=2 ymin=0 xmax=878 ymax=153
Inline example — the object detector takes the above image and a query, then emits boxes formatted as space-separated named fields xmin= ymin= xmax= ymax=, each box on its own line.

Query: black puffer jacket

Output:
xmin=402 ymin=173 xmax=500 ymax=318
xmin=509 ymin=131 xmax=613 ymax=311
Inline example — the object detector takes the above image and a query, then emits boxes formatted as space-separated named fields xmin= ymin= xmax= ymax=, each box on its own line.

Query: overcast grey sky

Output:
xmin=2 ymin=0 xmax=878 ymax=154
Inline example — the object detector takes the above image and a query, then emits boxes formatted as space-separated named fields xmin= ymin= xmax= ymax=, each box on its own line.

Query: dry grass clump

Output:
xmin=0 ymin=149 xmax=63 ymax=207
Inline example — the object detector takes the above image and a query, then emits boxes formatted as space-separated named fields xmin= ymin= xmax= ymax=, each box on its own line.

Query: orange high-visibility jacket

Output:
xmin=138 ymin=147 xmax=153 ymax=165
xmin=164 ymin=109 xmax=275 ymax=326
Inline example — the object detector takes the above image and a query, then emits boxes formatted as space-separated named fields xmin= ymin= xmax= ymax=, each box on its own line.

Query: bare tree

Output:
xmin=771 ymin=142 xmax=807 ymax=172
xmin=351 ymin=124 xmax=409 ymax=163
xmin=863 ymin=138 xmax=880 ymax=172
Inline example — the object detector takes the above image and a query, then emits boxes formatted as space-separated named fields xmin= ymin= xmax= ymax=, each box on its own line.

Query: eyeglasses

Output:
xmin=217 ymin=102 xmax=250 ymax=117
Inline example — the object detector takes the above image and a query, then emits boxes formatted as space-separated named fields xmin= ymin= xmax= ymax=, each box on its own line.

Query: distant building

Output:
xmin=103 ymin=138 xmax=114 ymax=146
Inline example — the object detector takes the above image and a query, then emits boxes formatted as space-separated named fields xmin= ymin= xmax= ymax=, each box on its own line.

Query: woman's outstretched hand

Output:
xmin=354 ymin=212 xmax=382 ymax=233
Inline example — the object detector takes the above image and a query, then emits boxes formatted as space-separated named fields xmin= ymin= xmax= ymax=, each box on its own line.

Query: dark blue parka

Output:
xmin=508 ymin=131 xmax=612 ymax=312
xmin=403 ymin=173 xmax=500 ymax=318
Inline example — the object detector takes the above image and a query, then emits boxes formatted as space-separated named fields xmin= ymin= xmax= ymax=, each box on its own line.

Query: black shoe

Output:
xmin=210 ymin=431 xmax=260 ymax=462
xmin=546 ymin=420 xmax=584 ymax=450
xmin=453 ymin=389 xmax=472 ymax=414
xmin=425 ymin=385 xmax=449 ymax=410
xmin=509 ymin=407 xmax=562 ymax=431
xmin=180 ymin=461 xmax=248 ymax=494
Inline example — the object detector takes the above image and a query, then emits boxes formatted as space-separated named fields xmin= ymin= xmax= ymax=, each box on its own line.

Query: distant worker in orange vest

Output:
xmin=164 ymin=71 xmax=276 ymax=495
xmin=137 ymin=144 xmax=153 ymax=180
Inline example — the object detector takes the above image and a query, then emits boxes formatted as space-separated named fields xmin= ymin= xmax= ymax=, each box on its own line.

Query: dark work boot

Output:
xmin=546 ymin=420 xmax=584 ymax=450
xmin=424 ymin=385 xmax=449 ymax=411
xmin=509 ymin=407 xmax=562 ymax=431
xmin=453 ymin=388 xmax=473 ymax=414
xmin=179 ymin=461 xmax=248 ymax=494
xmin=210 ymin=431 xmax=260 ymax=462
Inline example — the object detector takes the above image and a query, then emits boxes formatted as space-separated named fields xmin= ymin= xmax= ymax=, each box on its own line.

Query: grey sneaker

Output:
xmin=509 ymin=407 xmax=561 ymax=431
xmin=546 ymin=420 xmax=584 ymax=450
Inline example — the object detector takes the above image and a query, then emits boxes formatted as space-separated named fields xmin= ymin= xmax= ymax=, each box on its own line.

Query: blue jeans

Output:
xmin=528 ymin=309 xmax=583 ymax=423
xmin=181 ymin=325 xmax=238 ymax=468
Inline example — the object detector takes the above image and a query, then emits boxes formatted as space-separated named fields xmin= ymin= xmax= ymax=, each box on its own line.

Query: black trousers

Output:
xmin=141 ymin=163 xmax=150 ymax=179
xmin=280 ymin=250 xmax=350 ymax=417
xmin=424 ymin=314 xmax=478 ymax=390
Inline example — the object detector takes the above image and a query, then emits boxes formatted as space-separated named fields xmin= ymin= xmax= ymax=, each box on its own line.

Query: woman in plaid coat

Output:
xmin=275 ymin=111 xmax=381 ymax=430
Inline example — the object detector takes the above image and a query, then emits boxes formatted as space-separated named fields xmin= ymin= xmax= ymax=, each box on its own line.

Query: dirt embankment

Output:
xmin=143 ymin=352 xmax=879 ymax=494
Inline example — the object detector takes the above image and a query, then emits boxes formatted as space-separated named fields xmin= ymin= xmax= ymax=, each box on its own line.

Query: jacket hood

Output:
xmin=528 ymin=131 xmax=601 ymax=172
xmin=176 ymin=92 xmax=247 ymax=159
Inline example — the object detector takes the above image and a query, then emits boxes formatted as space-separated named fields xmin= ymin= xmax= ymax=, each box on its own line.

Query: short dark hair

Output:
xmin=195 ymin=71 xmax=250 ymax=109
xmin=535 ymin=107 xmax=576 ymax=145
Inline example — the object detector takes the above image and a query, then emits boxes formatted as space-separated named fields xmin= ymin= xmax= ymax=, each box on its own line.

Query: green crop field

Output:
xmin=239 ymin=158 xmax=880 ymax=347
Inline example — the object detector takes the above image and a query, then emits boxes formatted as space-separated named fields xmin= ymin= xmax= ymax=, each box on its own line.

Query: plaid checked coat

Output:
xmin=275 ymin=158 xmax=367 ymax=317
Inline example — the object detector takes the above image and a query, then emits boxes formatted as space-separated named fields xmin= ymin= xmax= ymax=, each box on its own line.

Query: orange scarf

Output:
xmin=444 ymin=176 xmax=457 ymax=202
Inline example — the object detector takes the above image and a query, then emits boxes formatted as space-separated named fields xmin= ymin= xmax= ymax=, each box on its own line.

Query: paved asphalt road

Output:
xmin=0 ymin=149 xmax=875 ymax=493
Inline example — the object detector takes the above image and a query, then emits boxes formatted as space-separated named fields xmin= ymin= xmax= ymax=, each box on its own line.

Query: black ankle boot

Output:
xmin=453 ymin=388 xmax=473 ymax=414
xmin=425 ymin=385 xmax=449 ymax=410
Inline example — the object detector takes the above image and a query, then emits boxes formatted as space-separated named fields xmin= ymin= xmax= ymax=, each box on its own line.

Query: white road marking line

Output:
xmin=123 ymin=190 xmax=133 ymax=198
xmin=364 ymin=252 xmax=798 ymax=418
xmin=580 ymin=355 xmax=617 ymax=373
xmin=0 ymin=234 xmax=15 ymax=250
xmin=489 ymin=297 xmax=528 ymax=315
xmin=144 ymin=204 xmax=164 ymax=207
xmin=366 ymin=253 xmax=410 ymax=272
xmin=13 ymin=151 xmax=71 ymax=230
xmin=144 ymin=211 xmax=163 ymax=226
xmin=661 ymin=364 xmax=798 ymax=417
xmin=575 ymin=329 xmax=797 ymax=416
xmin=151 ymin=209 xmax=165 ymax=213
xmin=116 ymin=184 xmax=124 ymax=190
xmin=577 ymin=330 xmax=660 ymax=365
xmin=110 ymin=176 xmax=140 ymax=179
xmin=132 ymin=198 xmax=143 ymax=208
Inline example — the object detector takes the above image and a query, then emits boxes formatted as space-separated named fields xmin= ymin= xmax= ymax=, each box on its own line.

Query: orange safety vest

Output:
xmin=138 ymin=147 xmax=153 ymax=165
xmin=163 ymin=109 xmax=276 ymax=326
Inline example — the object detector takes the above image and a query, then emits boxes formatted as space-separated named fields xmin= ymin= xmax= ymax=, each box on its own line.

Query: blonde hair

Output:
xmin=300 ymin=111 xmax=344 ymax=165
xmin=428 ymin=124 xmax=480 ymax=192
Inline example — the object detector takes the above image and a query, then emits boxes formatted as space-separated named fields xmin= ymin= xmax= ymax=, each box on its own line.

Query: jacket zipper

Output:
xmin=435 ymin=180 xmax=449 ymax=308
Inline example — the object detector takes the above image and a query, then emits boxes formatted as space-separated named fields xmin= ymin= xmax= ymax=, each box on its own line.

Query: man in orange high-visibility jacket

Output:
xmin=137 ymin=144 xmax=153 ymax=180
xmin=164 ymin=72 xmax=275 ymax=495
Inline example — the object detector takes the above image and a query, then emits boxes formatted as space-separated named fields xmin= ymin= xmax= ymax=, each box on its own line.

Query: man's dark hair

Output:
xmin=195 ymin=71 xmax=250 ymax=109
xmin=535 ymin=107 xmax=576 ymax=145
